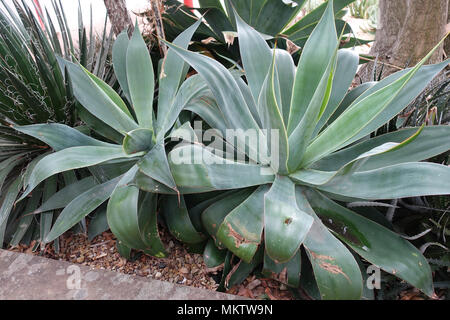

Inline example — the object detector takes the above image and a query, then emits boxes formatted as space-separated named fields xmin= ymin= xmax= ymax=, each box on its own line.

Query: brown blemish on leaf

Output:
xmin=284 ymin=218 xmax=293 ymax=225
xmin=226 ymin=223 xmax=249 ymax=248
xmin=310 ymin=251 xmax=350 ymax=283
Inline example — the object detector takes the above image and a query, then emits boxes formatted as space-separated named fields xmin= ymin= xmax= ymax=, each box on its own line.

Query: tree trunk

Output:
xmin=358 ymin=0 xmax=449 ymax=82
xmin=104 ymin=0 xmax=133 ymax=36
xmin=445 ymin=4 xmax=450 ymax=57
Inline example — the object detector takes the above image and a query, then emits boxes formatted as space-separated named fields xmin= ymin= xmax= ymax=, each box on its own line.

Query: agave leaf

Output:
xmin=317 ymin=162 xmax=450 ymax=200
xmin=156 ymin=20 xmax=202 ymax=136
xmin=44 ymin=176 xmax=121 ymax=243
xmin=264 ymin=175 xmax=313 ymax=263
xmin=262 ymin=250 xmax=302 ymax=288
xmin=138 ymin=192 xmax=166 ymax=257
xmin=203 ymin=239 xmax=227 ymax=268
xmin=168 ymin=144 xmax=274 ymax=193
xmin=306 ymin=189 xmax=434 ymax=297
xmin=126 ymin=23 xmax=154 ymax=129
xmin=303 ymin=52 xmax=450 ymax=167
xmin=122 ymin=128 xmax=154 ymax=155
xmin=287 ymin=0 xmax=338 ymax=136
xmin=0 ymin=177 xmax=22 ymax=245
xmin=258 ymin=51 xmax=289 ymax=174
xmin=312 ymin=126 xmax=450 ymax=172
xmin=234 ymin=8 xmax=273 ymax=104
xmin=297 ymin=188 xmax=363 ymax=300
xmin=224 ymin=246 xmax=264 ymax=290
xmin=107 ymin=166 xmax=148 ymax=250
xmin=313 ymin=49 xmax=360 ymax=137
xmin=138 ymin=143 xmax=177 ymax=192
xmin=33 ymin=177 xmax=97 ymax=214
xmin=112 ymin=31 xmax=131 ymax=102
xmin=20 ymin=146 xmax=139 ymax=200
xmin=216 ymin=185 xmax=269 ymax=263
xmin=161 ymin=195 xmax=205 ymax=244
xmin=88 ymin=207 xmax=109 ymax=241
xmin=340 ymin=59 xmax=450 ymax=147
xmin=40 ymin=176 xmax=57 ymax=243
xmin=59 ymin=57 xmax=138 ymax=133
xmin=202 ymin=189 xmax=254 ymax=248
xmin=14 ymin=123 xmax=116 ymax=151
xmin=273 ymin=49 xmax=296 ymax=124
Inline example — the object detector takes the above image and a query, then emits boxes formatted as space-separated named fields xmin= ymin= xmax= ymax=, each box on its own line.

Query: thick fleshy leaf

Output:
xmin=306 ymin=189 xmax=434 ymax=297
xmin=162 ymin=40 xmax=267 ymax=163
xmin=203 ymin=239 xmax=227 ymax=268
xmin=312 ymin=126 xmax=450 ymax=172
xmin=258 ymin=52 xmax=289 ymax=174
xmin=40 ymin=176 xmax=57 ymax=243
xmin=296 ymin=187 xmax=363 ymax=300
xmin=287 ymin=0 xmax=338 ymax=135
xmin=0 ymin=177 xmax=22 ymax=244
xmin=264 ymin=175 xmax=313 ymax=263
xmin=10 ymin=188 xmax=42 ymax=246
xmin=234 ymin=9 xmax=272 ymax=103
xmin=273 ymin=49 xmax=295 ymax=124
xmin=262 ymin=250 xmax=302 ymax=288
xmin=122 ymin=128 xmax=154 ymax=155
xmin=303 ymin=55 xmax=450 ymax=167
xmin=138 ymin=143 xmax=177 ymax=192
xmin=126 ymin=23 xmax=154 ymax=128
xmin=112 ymin=31 xmax=131 ymax=102
xmin=138 ymin=192 xmax=166 ymax=257
xmin=224 ymin=247 xmax=264 ymax=290
xmin=202 ymin=189 xmax=254 ymax=248
xmin=317 ymin=162 xmax=450 ymax=200
xmin=216 ymin=185 xmax=268 ymax=263
xmin=20 ymin=146 xmax=137 ymax=200
xmin=59 ymin=57 xmax=138 ymax=133
xmin=88 ymin=208 xmax=109 ymax=241
xmin=313 ymin=49 xmax=359 ymax=137
xmin=15 ymin=123 xmax=115 ymax=151
xmin=107 ymin=166 xmax=148 ymax=250
xmin=168 ymin=144 xmax=274 ymax=193
xmin=156 ymin=20 xmax=201 ymax=135
xmin=44 ymin=176 xmax=121 ymax=242
xmin=161 ymin=195 xmax=205 ymax=244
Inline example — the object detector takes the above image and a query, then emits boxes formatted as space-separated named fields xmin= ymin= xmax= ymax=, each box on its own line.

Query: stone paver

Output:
xmin=0 ymin=250 xmax=246 ymax=300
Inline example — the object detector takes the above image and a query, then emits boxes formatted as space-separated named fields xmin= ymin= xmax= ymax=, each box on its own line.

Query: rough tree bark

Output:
xmin=358 ymin=0 xmax=449 ymax=82
xmin=104 ymin=0 xmax=134 ymax=36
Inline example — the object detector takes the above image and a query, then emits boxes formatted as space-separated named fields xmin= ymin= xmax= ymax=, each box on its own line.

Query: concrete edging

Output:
xmin=0 ymin=249 xmax=246 ymax=300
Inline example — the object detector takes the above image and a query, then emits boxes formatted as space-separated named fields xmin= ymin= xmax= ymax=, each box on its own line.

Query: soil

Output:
xmin=9 ymin=228 xmax=294 ymax=300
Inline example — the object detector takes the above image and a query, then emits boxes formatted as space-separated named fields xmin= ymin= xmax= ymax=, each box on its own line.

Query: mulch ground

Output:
xmin=9 ymin=228 xmax=294 ymax=300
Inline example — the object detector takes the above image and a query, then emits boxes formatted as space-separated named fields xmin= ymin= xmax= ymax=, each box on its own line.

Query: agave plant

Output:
xmin=13 ymin=20 xmax=216 ymax=256
xmin=156 ymin=1 xmax=450 ymax=299
xmin=0 ymin=0 xmax=114 ymax=249
xmin=160 ymin=0 xmax=365 ymax=65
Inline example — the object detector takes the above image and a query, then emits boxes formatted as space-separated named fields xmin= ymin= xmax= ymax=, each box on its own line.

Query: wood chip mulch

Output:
xmin=9 ymin=228 xmax=294 ymax=300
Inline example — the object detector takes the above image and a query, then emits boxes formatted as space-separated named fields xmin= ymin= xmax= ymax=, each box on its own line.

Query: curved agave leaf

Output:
xmin=264 ymin=176 xmax=313 ymax=263
xmin=317 ymin=162 xmax=450 ymax=200
xmin=202 ymin=189 xmax=254 ymax=248
xmin=107 ymin=166 xmax=149 ymax=250
xmin=156 ymin=20 xmax=202 ymax=136
xmin=313 ymin=49 xmax=360 ymax=137
xmin=303 ymin=54 xmax=450 ymax=167
xmin=216 ymin=185 xmax=268 ymax=263
xmin=262 ymin=250 xmax=302 ymax=289
xmin=203 ymin=239 xmax=227 ymax=268
xmin=161 ymin=195 xmax=205 ymax=244
xmin=296 ymin=187 xmax=363 ymax=300
xmin=126 ymin=23 xmax=154 ymax=129
xmin=14 ymin=123 xmax=116 ymax=151
xmin=168 ymin=144 xmax=274 ymax=193
xmin=0 ymin=177 xmax=22 ymax=244
xmin=20 ymin=146 xmax=138 ymax=201
xmin=58 ymin=57 xmax=138 ymax=134
xmin=312 ymin=126 xmax=450 ymax=172
xmin=122 ymin=128 xmax=155 ymax=154
xmin=44 ymin=176 xmax=121 ymax=243
xmin=273 ymin=49 xmax=296 ymax=124
xmin=306 ymin=189 xmax=434 ymax=297
xmin=112 ymin=31 xmax=131 ymax=103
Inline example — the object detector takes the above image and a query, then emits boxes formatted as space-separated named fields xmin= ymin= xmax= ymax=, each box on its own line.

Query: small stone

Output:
xmin=158 ymin=262 xmax=166 ymax=269
xmin=168 ymin=241 xmax=174 ymax=248
xmin=155 ymin=272 xmax=162 ymax=278
xmin=247 ymin=279 xmax=261 ymax=290
xmin=180 ymin=267 xmax=189 ymax=274
xmin=279 ymin=284 xmax=288 ymax=291
xmin=76 ymin=256 xmax=84 ymax=263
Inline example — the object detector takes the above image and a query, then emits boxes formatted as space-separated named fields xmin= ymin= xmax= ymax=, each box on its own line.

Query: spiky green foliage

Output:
xmin=0 ymin=0 xmax=114 ymax=248
xmin=14 ymin=21 xmax=213 ymax=257
xmin=158 ymin=1 xmax=450 ymax=299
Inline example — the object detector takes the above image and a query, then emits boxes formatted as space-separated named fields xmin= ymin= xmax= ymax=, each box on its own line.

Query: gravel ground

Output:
xmin=9 ymin=228 xmax=294 ymax=300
